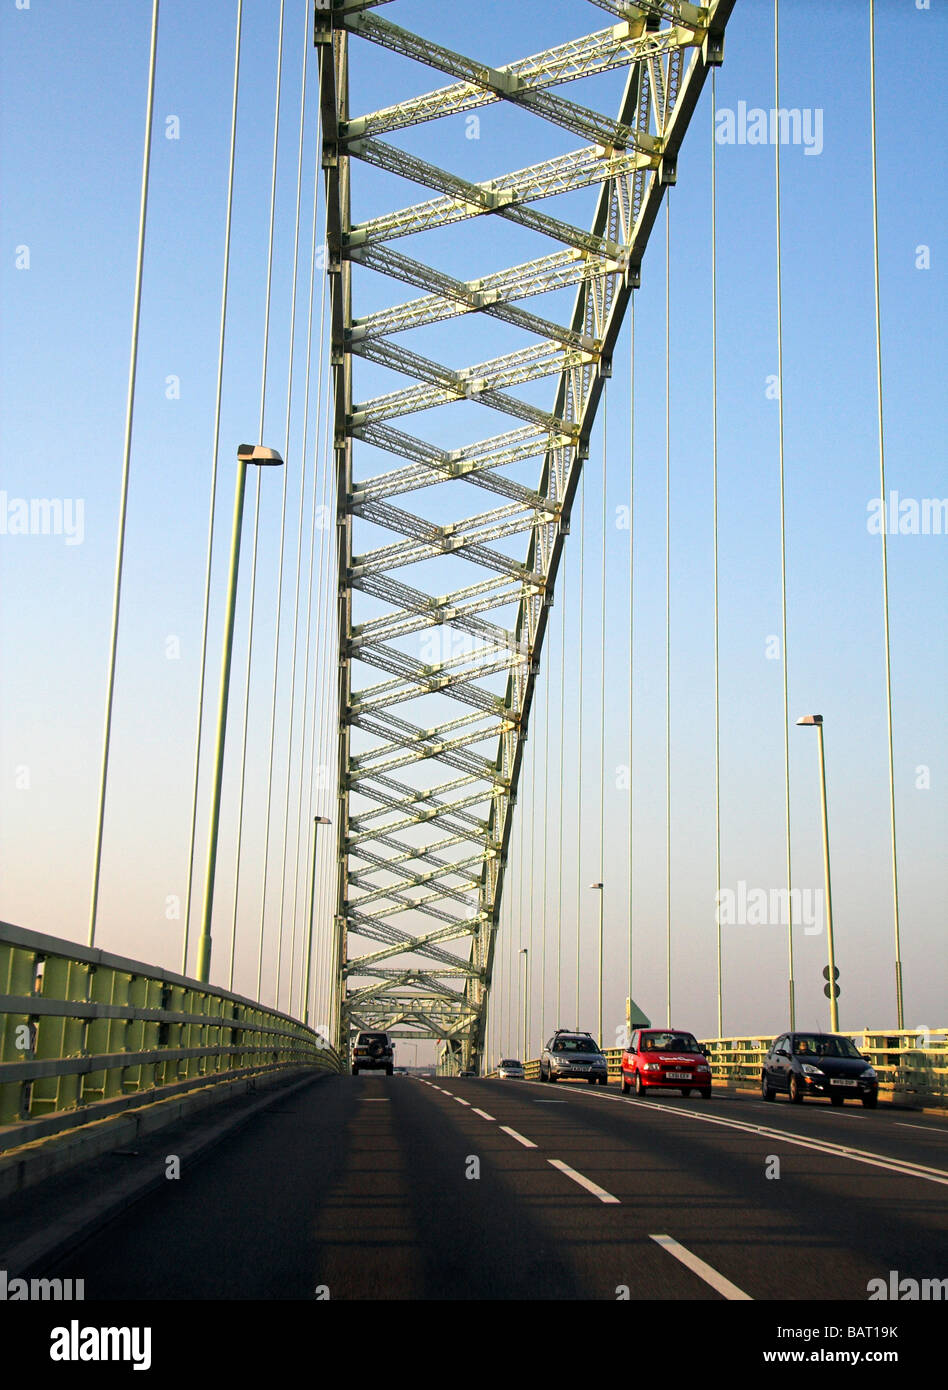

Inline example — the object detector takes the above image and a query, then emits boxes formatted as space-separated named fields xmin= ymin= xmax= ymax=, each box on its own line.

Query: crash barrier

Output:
xmin=487 ymin=1030 xmax=946 ymax=1107
xmin=0 ymin=920 xmax=341 ymax=1140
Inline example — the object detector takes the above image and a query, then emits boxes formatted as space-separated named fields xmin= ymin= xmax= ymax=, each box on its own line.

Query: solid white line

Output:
xmin=650 ymin=1234 xmax=752 ymax=1300
xmin=472 ymin=1108 xmax=495 ymax=1121
xmin=499 ymin=1125 xmax=538 ymax=1149
xmin=362 ymin=1098 xmax=390 ymax=1102
xmin=534 ymin=1099 xmax=567 ymax=1104
xmin=897 ymin=1123 xmax=947 ymax=1134
xmin=590 ymin=1089 xmax=948 ymax=1187
xmin=548 ymin=1158 xmax=620 ymax=1204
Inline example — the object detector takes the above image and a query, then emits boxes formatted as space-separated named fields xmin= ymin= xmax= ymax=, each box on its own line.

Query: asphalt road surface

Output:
xmin=49 ymin=1076 xmax=947 ymax=1302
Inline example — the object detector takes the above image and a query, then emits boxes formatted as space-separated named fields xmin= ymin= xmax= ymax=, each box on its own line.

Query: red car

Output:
xmin=620 ymin=1028 xmax=712 ymax=1098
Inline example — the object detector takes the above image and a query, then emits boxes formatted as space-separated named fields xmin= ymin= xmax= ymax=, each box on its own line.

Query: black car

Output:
xmin=761 ymin=1032 xmax=878 ymax=1107
xmin=351 ymin=1031 xmax=394 ymax=1076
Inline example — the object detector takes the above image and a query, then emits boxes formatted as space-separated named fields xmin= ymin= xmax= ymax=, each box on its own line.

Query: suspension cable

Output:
xmin=283 ymin=234 xmax=330 ymax=1009
xmin=711 ymin=70 xmax=723 ymax=1037
xmin=287 ymin=136 xmax=326 ymax=1021
xmin=627 ymin=295 xmax=635 ymax=1034
xmin=557 ymin=549 xmax=566 ymax=1028
xmin=599 ymin=382 xmax=608 ymax=1046
xmin=305 ymin=347 xmax=337 ymax=1022
xmin=665 ymin=195 xmax=672 ymax=1028
xmin=575 ymin=470 xmax=586 ymax=1029
xmin=258 ymin=0 xmax=310 ymax=1007
xmin=869 ymin=0 xmax=904 ymax=1029
xmin=529 ymin=679 xmax=538 ymax=1049
xmin=541 ymin=629 xmax=550 ymax=1042
xmin=229 ymin=0 xmax=286 ymax=988
xmin=181 ymin=0 xmax=242 ymax=975
xmin=774 ymin=0 xmax=794 ymax=1030
xmin=88 ymin=0 xmax=160 ymax=948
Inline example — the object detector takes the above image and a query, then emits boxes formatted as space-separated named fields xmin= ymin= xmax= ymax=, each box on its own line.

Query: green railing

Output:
xmin=494 ymin=1030 xmax=947 ymax=1107
xmin=699 ymin=1031 xmax=948 ymax=1106
xmin=0 ymin=921 xmax=341 ymax=1132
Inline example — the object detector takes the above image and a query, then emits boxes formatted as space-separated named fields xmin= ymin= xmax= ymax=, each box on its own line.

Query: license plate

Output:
xmin=830 ymin=1078 xmax=858 ymax=1087
xmin=667 ymin=1071 xmax=691 ymax=1081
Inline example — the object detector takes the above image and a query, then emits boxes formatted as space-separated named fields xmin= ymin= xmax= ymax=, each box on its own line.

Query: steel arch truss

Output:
xmin=316 ymin=0 xmax=733 ymax=1069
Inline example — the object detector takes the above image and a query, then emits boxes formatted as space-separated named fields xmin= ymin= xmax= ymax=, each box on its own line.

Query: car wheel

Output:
xmin=621 ymin=1071 xmax=631 ymax=1095
xmin=548 ymin=1071 xmax=557 ymax=1083
xmin=830 ymin=1092 xmax=845 ymax=1106
xmin=789 ymin=1074 xmax=804 ymax=1104
xmin=386 ymin=1064 xmax=393 ymax=1076
xmin=599 ymin=1075 xmax=608 ymax=1086
xmin=861 ymin=1093 xmax=878 ymax=1109
xmin=761 ymin=1073 xmax=775 ymax=1101
xmin=351 ymin=1066 xmax=359 ymax=1076
xmin=634 ymin=1072 xmax=646 ymax=1097
xmin=701 ymin=1089 xmax=712 ymax=1099
xmin=587 ymin=1076 xmax=597 ymax=1085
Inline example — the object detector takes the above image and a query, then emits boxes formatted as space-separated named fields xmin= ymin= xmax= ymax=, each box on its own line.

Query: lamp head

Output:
xmin=237 ymin=444 xmax=284 ymax=466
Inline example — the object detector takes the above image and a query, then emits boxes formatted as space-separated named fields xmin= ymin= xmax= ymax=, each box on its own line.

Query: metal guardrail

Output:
xmin=492 ymin=1031 xmax=947 ymax=1107
xmin=700 ymin=1031 xmax=948 ymax=1106
xmin=0 ymin=921 xmax=341 ymax=1129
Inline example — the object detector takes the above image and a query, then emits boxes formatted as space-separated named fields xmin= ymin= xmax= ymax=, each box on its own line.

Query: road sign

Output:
xmin=824 ymin=983 xmax=840 ymax=998
xmin=822 ymin=966 xmax=839 ymax=981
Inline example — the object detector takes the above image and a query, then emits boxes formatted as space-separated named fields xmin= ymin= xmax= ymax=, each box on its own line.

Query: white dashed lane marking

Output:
xmin=650 ymin=1234 xmax=752 ymax=1300
xmin=547 ymin=1159 xmax=619 ymax=1204
xmin=499 ymin=1126 xmax=538 ymax=1149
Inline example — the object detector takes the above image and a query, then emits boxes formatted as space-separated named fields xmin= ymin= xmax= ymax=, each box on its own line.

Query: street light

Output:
xmin=589 ymin=883 xmax=604 ymax=1046
xmin=303 ymin=815 xmax=332 ymax=1024
xmin=519 ymin=947 xmax=529 ymax=1063
xmin=796 ymin=715 xmax=838 ymax=1030
xmin=196 ymin=444 xmax=284 ymax=984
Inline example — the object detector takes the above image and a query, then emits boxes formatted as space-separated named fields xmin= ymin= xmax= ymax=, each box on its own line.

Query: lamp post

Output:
xmin=519 ymin=947 xmax=529 ymax=1063
xmin=590 ymin=883 xmax=604 ymax=1045
xmin=302 ymin=815 xmax=332 ymax=1024
xmin=196 ymin=444 xmax=284 ymax=984
xmin=796 ymin=715 xmax=838 ymax=1030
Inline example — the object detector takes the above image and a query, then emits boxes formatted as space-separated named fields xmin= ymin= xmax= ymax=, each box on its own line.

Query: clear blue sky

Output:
xmin=1 ymin=0 xmax=945 ymax=1058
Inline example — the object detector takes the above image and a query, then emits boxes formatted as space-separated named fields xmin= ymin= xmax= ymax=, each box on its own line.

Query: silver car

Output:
xmin=497 ymin=1058 xmax=525 ymax=1079
xmin=540 ymin=1030 xmax=609 ymax=1085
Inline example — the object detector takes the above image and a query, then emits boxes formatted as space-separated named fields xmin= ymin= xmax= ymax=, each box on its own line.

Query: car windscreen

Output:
xmin=639 ymin=1033 xmax=701 ymax=1052
xmin=500 ymin=1060 xmax=522 ymax=1067
xmin=552 ymin=1036 xmax=601 ymax=1053
xmin=792 ymin=1035 xmax=862 ymax=1059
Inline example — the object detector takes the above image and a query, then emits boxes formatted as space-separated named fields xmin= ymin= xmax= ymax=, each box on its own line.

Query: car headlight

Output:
xmin=697 ymin=1064 xmax=710 ymax=1073
xmin=861 ymin=1067 xmax=877 ymax=1079
xmin=801 ymin=1063 xmax=823 ymax=1076
xmin=643 ymin=1062 xmax=660 ymax=1071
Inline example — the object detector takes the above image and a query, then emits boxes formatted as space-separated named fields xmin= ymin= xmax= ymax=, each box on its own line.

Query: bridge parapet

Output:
xmin=495 ymin=1031 xmax=947 ymax=1108
xmin=0 ymin=922 xmax=340 ymax=1144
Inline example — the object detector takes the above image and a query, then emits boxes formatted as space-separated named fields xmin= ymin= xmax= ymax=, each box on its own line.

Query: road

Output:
xmin=49 ymin=1076 xmax=947 ymax=1302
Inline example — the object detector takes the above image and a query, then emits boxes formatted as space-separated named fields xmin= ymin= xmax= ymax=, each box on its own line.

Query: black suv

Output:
xmin=761 ymin=1032 xmax=878 ymax=1107
xmin=352 ymin=1031 xmax=394 ymax=1076
xmin=540 ymin=1030 xmax=609 ymax=1085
